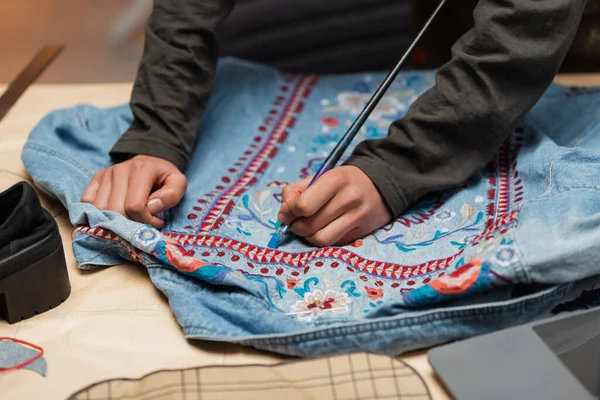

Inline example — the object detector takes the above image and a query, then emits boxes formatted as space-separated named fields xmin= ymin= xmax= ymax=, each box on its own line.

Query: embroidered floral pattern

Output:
xmin=473 ymin=230 xmax=519 ymax=268
xmin=320 ymin=116 xmax=339 ymax=127
xmin=157 ymin=241 xmax=211 ymax=273
xmin=291 ymin=289 xmax=351 ymax=321
xmin=374 ymin=204 xmax=484 ymax=253
xmin=231 ymin=190 xmax=279 ymax=235
xmin=134 ymin=227 xmax=162 ymax=249
xmin=365 ymin=287 xmax=384 ymax=300
xmin=493 ymin=246 xmax=519 ymax=267
xmin=286 ymin=278 xmax=300 ymax=289
xmin=429 ymin=260 xmax=483 ymax=295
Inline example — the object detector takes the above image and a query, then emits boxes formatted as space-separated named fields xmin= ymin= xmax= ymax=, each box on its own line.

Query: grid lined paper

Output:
xmin=68 ymin=353 xmax=432 ymax=400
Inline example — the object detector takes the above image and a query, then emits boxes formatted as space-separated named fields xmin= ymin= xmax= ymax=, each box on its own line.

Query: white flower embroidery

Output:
xmin=134 ymin=227 xmax=162 ymax=249
xmin=493 ymin=246 xmax=519 ymax=267
xmin=435 ymin=210 xmax=456 ymax=221
xmin=321 ymin=99 xmax=330 ymax=106
xmin=475 ymin=196 xmax=485 ymax=204
xmin=291 ymin=290 xmax=351 ymax=321
xmin=337 ymin=92 xmax=405 ymax=119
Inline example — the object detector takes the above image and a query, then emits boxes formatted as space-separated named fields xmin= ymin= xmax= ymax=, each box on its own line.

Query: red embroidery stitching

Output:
xmin=74 ymin=226 xmax=144 ymax=264
xmin=72 ymin=118 xmax=525 ymax=281
xmin=394 ymin=197 xmax=445 ymax=229
xmin=189 ymin=75 xmax=318 ymax=233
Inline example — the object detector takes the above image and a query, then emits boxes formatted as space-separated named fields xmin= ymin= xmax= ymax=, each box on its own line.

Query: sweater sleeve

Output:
xmin=344 ymin=0 xmax=587 ymax=217
xmin=110 ymin=0 xmax=236 ymax=172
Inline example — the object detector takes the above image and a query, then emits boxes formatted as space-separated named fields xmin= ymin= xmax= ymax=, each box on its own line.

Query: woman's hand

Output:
xmin=277 ymin=166 xmax=392 ymax=247
xmin=81 ymin=155 xmax=187 ymax=228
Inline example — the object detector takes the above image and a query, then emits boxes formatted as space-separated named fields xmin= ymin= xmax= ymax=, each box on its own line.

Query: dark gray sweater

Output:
xmin=110 ymin=0 xmax=587 ymax=218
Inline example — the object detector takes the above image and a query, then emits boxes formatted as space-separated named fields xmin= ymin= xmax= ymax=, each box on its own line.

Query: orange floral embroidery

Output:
xmin=320 ymin=116 xmax=339 ymax=127
xmin=429 ymin=259 xmax=484 ymax=295
xmin=365 ymin=287 xmax=383 ymax=300
xmin=286 ymin=278 xmax=300 ymax=289
xmin=164 ymin=242 xmax=209 ymax=273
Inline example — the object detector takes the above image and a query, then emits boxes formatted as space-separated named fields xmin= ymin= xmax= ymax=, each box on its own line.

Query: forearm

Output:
xmin=110 ymin=0 xmax=236 ymax=171
xmin=346 ymin=0 xmax=587 ymax=217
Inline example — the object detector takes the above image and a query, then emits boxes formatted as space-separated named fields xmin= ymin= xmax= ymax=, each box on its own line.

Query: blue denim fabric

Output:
xmin=21 ymin=58 xmax=600 ymax=356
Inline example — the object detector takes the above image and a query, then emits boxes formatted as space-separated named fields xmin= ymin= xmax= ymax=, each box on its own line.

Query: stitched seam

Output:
xmin=510 ymin=233 xmax=532 ymax=284
xmin=513 ymin=187 xmax=600 ymax=284
xmin=538 ymin=147 xmax=568 ymax=199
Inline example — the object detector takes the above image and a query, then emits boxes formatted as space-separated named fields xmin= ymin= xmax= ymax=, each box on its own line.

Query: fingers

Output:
xmin=148 ymin=172 xmax=187 ymax=212
xmin=278 ymin=173 xmax=339 ymax=225
xmin=281 ymin=175 xmax=312 ymax=204
xmin=289 ymin=194 xmax=352 ymax=238
xmin=335 ymin=227 xmax=362 ymax=246
xmin=81 ymin=171 xmax=102 ymax=203
xmin=79 ymin=156 xmax=186 ymax=229
xmin=92 ymin=169 xmax=113 ymax=210
xmin=278 ymin=166 xmax=393 ymax=248
xmin=125 ymin=164 xmax=164 ymax=228
xmin=278 ymin=176 xmax=312 ymax=223
xmin=304 ymin=213 xmax=358 ymax=247
xmin=304 ymin=212 xmax=378 ymax=248
xmin=106 ymin=164 xmax=130 ymax=215
xmin=336 ymin=224 xmax=384 ymax=246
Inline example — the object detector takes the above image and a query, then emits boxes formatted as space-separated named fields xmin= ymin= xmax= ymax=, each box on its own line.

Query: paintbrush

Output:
xmin=267 ymin=0 xmax=448 ymax=249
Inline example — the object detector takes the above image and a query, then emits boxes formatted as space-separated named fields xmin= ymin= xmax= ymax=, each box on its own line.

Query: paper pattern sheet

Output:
xmin=68 ymin=353 xmax=431 ymax=400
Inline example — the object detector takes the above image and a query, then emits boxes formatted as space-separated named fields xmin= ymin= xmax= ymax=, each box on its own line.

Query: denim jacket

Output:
xmin=22 ymin=58 xmax=600 ymax=356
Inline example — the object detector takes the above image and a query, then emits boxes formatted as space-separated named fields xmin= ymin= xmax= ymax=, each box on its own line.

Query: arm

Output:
xmin=344 ymin=0 xmax=587 ymax=217
xmin=82 ymin=0 xmax=235 ymax=228
xmin=278 ymin=0 xmax=587 ymax=247
xmin=110 ymin=0 xmax=236 ymax=172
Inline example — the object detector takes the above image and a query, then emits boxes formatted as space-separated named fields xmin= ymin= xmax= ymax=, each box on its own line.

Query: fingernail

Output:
xmin=147 ymin=198 xmax=164 ymax=215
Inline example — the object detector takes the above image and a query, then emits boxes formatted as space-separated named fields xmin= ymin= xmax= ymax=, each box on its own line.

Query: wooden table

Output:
xmin=0 ymin=74 xmax=598 ymax=399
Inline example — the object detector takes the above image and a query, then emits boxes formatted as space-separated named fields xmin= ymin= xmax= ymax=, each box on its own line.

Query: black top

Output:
xmin=110 ymin=0 xmax=587 ymax=218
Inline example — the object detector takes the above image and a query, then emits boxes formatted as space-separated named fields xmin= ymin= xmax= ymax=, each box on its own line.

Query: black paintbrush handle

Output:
xmin=311 ymin=0 xmax=448 ymax=184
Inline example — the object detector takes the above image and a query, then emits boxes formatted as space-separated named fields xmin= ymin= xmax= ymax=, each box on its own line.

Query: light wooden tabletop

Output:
xmin=553 ymin=73 xmax=600 ymax=86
